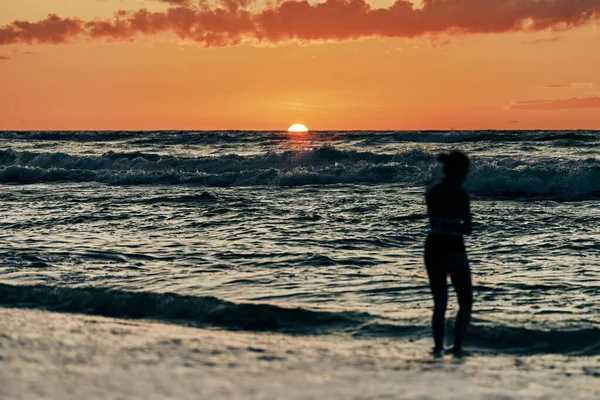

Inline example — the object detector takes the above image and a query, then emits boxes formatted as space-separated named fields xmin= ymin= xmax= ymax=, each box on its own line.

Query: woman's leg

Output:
xmin=425 ymin=256 xmax=448 ymax=352
xmin=447 ymin=251 xmax=472 ymax=351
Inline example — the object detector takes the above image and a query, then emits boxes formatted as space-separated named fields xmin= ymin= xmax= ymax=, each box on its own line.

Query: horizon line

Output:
xmin=1 ymin=128 xmax=599 ymax=133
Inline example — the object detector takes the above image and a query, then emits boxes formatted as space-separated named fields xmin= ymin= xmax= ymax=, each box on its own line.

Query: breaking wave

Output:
xmin=0 ymin=284 xmax=597 ymax=355
xmin=0 ymin=147 xmax=598 ymax=200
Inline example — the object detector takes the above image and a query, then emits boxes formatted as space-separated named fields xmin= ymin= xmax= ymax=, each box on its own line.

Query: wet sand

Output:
xmin=0 ymin=307 xmax=598 ymax=399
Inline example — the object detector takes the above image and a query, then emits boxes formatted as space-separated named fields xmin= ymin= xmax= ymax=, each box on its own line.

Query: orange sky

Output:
xmin=1 ymin=0 xmax=599 ymax=130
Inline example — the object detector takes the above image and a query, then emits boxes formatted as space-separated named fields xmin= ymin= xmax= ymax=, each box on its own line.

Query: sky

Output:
xmin=1 ymin=0 xmax=599 ymax=131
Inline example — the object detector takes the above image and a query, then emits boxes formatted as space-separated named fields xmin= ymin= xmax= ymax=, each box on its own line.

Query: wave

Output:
xmin=0 ymin=147 xmax=598 ymax=200
xmin=0 ymin=283 xmax=597 ymax=355
xmin=332 ymin=130 xmax=600 ymax=144
xmin=357 ymin=320 xmax=600 ymax=355
xmin=140 ymin=193 xmax=218 ymax=204
xmin=0 ymin=131 xmax=141 ymax=142
xmin=467 ymin=157 xmax=600 ymax=200
xmin=1 ymin=130 xmax=598 ymax=145
xmin=0 ymin=283 xmax=366 ymax=333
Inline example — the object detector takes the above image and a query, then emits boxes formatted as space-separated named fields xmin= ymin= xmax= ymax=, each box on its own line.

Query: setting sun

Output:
xmin=288 ymin=124 xmax=309 ymax=133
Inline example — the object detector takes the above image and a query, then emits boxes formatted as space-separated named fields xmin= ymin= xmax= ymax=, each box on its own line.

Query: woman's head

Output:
xmin=437 ymin=151 xmax=470 ymax=184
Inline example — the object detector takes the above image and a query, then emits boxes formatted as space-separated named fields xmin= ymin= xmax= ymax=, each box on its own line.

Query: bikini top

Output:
xmin=429 ymin=216 xmax=463 ymax=237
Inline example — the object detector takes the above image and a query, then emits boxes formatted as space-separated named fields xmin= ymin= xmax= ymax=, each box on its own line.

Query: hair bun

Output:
xmin=437 ymin=153 xmax=449 ymax=163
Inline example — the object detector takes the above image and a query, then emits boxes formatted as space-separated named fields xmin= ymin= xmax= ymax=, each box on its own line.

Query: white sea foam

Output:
xmin=0 ymin=148 xmax=597 ymax=199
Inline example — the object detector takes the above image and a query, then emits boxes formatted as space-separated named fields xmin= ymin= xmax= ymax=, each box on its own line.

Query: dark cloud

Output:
xmin=2 ymin=0 xmax=600 ymax=47
xmin=0 ymin=14 xmax=84 ymax=45
xmin=510 ymin=97 xmax=600 ymax=111
xmin=0 ymin=55 xmax=10 ymax=60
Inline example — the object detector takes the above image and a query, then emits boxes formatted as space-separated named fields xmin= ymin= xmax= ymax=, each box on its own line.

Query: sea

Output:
xmin=0 ymin=130 xmax=598 ymax=360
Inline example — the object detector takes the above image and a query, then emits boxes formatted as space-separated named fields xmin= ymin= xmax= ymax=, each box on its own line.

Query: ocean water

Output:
xmin=0 ymin=130 xmax=598 ymax=355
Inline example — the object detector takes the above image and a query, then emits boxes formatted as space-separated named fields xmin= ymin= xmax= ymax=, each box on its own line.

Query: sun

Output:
xmin=288 ymin=124 xmax=309 ymax=132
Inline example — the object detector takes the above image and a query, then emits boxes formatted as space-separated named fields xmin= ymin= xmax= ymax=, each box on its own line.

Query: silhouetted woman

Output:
xmin=425 ymin=151 xmax=472 ymax=356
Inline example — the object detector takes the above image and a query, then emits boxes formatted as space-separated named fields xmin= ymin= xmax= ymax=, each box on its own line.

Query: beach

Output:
xmin=1 ymin=307 xmax=598 ymax=399
xmin=0 ymin=129 xmax=598 ymax=398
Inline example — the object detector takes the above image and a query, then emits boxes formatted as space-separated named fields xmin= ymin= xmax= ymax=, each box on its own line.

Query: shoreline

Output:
xmin=1 ymin=307 xmax=598 ymax=399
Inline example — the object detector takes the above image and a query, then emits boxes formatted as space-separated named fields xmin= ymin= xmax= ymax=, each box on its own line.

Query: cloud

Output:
xmin=544 ymin=83 xmax=573 ymax=88
xmin=524 ymin=36 xmax=562 ymax=44
xmin=0 ymin=55 xmax=10 ymax=60
xmin=543 ymin=83 xmax=595 ymax=89
xmin=0 ymin=14 xmax=84 ymax=45
xmin=156 ymin=0 xmax=191 ymax=4
xmin=510 ymin=97 xmax=600 ymax=111
xmin=2 ymin=0 xmax=600 ymax=47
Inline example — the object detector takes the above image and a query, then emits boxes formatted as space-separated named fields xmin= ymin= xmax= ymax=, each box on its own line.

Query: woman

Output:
xmin=425 ymin=151 xmax=472 ymax=356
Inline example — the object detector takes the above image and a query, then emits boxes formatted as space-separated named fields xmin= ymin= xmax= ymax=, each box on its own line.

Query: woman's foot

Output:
xmin=431 ymin=347 xmax=444 ymax=357
xmin=449 ymin=347 xmax=468 ymax=357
